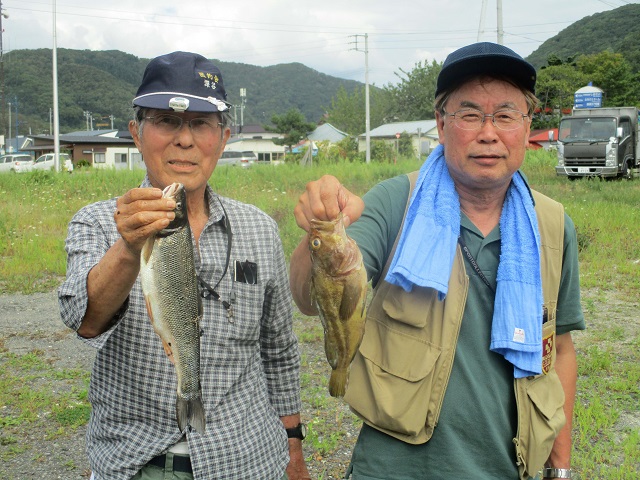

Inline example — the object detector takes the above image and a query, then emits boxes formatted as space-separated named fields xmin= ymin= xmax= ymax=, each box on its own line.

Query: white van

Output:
xmin=32 ymin=153 xmax=72 ymax=171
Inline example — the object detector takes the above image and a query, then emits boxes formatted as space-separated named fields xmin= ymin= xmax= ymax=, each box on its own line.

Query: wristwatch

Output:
xmin=541 ymin=467 xmax=572 ymax=479
xmin=285 ymin=423 xmax=307 ymax=440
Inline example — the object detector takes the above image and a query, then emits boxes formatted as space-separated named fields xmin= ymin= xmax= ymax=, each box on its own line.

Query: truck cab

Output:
xmin=555 ymin=107 xmax=639 ymax=180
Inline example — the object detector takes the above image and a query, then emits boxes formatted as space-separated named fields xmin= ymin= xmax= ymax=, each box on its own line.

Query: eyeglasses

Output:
xmin=144 ymin=114 xmax=224 ymax=136
xmin=444 ymin=108 xmax=529 ymax=131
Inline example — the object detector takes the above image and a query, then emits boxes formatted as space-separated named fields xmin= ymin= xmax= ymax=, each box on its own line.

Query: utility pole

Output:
xmin=477 ymin=0 xmax=504 ymax=44
xmin=52 ymin=0 xmax=61 ymax=172
xmin=0 ymin=1 xmax=8 ymax=145
xmin=239 ymin=88 xmax=246 ymax=135
xmin=7 ymin=100 xmax=10 ymax=152
xmin=497 ymin=0 xmax=504 ymax=45
xmin=351 ymin=34 xmax=371 ymax=164
xmin=477 ymin=0 xmax=487 ymax=41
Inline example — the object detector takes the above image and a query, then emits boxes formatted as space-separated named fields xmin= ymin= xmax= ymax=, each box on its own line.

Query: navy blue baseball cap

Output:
xmin=435 ymin=42 xmax=536 ymax=98
xmin=133 ymin=51 xmax=231 ymax=113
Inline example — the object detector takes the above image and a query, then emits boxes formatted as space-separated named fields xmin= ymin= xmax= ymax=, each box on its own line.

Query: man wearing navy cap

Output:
xmin=59 ymin=52 xmax=310 ymax=480
xmin=290 ymin=42 xmax=584 ymax=479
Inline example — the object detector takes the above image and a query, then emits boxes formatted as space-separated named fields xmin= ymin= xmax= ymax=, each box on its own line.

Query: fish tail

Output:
xmin=329 ymin=368 xmax=348 ymax=398
xmin=176 ymin=395 xmax=207 ymax=433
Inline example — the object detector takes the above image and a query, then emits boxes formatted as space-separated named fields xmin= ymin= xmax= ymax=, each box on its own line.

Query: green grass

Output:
xmin=0 ymin=347 xmax=91 ymax=460
xmin=0 ymin=153 xmax=638 ymax=477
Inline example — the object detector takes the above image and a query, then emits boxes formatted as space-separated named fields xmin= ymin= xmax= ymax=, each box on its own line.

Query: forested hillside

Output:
xmin=2 ymin=48 xmax=362 ymax=134
xmin=526 ymin=3 xmax=640 ymax=72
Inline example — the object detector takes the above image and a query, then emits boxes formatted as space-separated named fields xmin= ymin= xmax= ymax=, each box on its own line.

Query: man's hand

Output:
xmin=114 ymin=188 xmax=176 ymax=258
xmin=293 ymin=175 xmax=364 ymax=232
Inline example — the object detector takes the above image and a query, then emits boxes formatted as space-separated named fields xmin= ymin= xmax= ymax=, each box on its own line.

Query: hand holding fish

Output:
xmin=294 ymin=175 xmax=364 ymax=232
xmin=114 ymin=188 xmax=177 ymax=257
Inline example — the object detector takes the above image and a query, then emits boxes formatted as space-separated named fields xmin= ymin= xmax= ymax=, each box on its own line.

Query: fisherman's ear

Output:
xmin=129 ymin=120 xmax=142 ymax=149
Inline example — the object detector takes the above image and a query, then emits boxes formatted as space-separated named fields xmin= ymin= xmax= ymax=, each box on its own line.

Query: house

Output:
xmin=291 ymin=123 xmax=348 ymax=154
xmin=25 ymin=130 xmax=142 ymax=169
xmin=224 ymin=124 xmax=285 ymax=163
xmin=528 ymin=129 xmax=558 ymax=150
xmin=308 ymin=123 xmax=348 ymax=144
xmin=2 ymin=135 xmax=33 ymax=156
xmin=358 ymin=120 xmax=439 ymax=158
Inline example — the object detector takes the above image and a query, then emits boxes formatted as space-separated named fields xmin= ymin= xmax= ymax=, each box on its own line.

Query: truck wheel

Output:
xmin=624 ymin=162 xmax=634 ymax=180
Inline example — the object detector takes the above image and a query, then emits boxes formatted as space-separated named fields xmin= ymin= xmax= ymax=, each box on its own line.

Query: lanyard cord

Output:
xmin=197 ymin=196 xmax=234 ymax=318
xmin=457 ymin=236 xmax=495 ymax=294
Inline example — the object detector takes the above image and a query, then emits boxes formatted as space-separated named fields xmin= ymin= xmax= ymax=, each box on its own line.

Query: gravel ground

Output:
xmin=0 ymin=288 xmax=637 ymax=479
xmin=0 ymin=290 xmax=357 ymax=480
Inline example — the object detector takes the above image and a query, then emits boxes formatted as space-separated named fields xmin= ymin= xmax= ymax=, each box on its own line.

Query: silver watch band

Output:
xmin=542 ymin=467 xmax=572 ymax=478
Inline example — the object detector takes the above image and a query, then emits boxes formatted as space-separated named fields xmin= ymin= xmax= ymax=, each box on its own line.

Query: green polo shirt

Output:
xmin=346 ymin=174 xmax=585 ymax=480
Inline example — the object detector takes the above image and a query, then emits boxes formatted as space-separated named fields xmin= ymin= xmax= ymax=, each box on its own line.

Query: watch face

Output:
xmin=300 ymin=423 xmax=307 ymax=439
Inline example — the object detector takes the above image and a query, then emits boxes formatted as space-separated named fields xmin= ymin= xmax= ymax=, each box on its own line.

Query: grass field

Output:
xmin=0 ymin=151 xmax=638 ymax=478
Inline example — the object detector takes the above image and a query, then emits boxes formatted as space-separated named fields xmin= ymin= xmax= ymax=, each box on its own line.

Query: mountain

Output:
xmin=525 ymin=4 xmax=640 ymax=72
xmin=1 ymin=49 xmax=363 ymax=135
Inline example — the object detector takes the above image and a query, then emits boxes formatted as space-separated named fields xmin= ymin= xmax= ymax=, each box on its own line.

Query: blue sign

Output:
xmin=574 ymin=91 xmax=603 ymax=109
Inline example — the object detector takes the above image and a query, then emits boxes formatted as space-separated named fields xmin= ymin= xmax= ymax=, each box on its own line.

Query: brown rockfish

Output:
xmin=309 ymin=213 xmax=368 ymax=397
xmin=140 ymin=182 xmax=206 ymax=433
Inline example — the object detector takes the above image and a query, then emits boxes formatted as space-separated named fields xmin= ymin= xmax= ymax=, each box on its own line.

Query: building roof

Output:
xmin=528 ymin=128 xmax=558 ymax=142
xmin=362 ymin=120 xmax=438 ymax=138
xmin=308 ymin=123 xmax=348 ymax=143
xmin=66 ymin=129 xmax=119 ymax=137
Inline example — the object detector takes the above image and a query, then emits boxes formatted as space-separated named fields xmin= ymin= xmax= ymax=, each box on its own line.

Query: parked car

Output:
xmin=0 ymin=154 xmax=34 ymax=173
xmin=32 ymin=153 xmax=72 ymax=171
xmin=218 ymin=151 xmax=256 ymax=168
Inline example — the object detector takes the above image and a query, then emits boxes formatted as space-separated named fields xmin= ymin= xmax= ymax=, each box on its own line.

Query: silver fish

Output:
xmin=140 ymin=182 xmax=206 ymax=433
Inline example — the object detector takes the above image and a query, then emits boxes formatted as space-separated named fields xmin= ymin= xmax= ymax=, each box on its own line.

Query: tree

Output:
xmin=383 ymin=60 xmax=441 ymax=122
xmin=326 ymin=85 xmax=393 ymax=135
xmin=576 ymin=51 xmax=638 ymax=106
xmin=264 ymin=108 xmax=316 ymax=152
xmin=535 ymin=64 xmax=589 ymax=122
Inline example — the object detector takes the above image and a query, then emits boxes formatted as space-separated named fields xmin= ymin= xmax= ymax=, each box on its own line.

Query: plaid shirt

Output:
xmin=59 ymin=180 xmax=301 ymax=480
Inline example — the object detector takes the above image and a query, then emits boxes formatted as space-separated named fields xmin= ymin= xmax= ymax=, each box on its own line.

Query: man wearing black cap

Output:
xmin=59 ymin=52 xmax=310 ymax=480
xmin=290 ymin=42 xmax=584 ymax=480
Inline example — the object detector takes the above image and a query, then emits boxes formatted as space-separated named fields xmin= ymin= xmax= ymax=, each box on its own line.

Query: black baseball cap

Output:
xmin=133 ymin=51 xmax=232 ymax=113
xmin=435 ymin=42 xmax=536 ymax=98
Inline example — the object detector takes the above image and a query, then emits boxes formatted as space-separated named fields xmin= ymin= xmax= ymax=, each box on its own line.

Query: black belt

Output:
xmin=147 ymin=453 xmax=193 ymax=473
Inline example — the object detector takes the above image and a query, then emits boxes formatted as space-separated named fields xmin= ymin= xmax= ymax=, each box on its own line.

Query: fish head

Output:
xmin=159 ymin=183 xmax=189 ymax=234
xmin=309 ymin=213 xmax=357 ymax=275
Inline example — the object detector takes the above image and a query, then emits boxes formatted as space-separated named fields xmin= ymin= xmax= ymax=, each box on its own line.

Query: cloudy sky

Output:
xmin=6 ymin=0 xmax=634 ymax=87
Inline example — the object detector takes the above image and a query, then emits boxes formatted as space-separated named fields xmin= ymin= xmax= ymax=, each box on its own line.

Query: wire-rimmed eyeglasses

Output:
xmin=144 ymin=114 xmax=224 ymax=136
xmin=444 ymin=108 xmax=529 ymax=131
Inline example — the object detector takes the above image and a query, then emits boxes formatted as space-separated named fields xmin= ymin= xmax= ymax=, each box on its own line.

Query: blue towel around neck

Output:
xmin=385 ymin=145 xmax=543 ymax=378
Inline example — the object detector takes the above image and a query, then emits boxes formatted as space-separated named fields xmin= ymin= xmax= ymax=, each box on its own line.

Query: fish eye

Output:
xmin=311 ymin=238 xmax=321 ymax=249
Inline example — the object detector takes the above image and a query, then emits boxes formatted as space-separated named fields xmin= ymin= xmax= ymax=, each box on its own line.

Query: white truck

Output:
xmin=553 ymin=107 xmax=639 ymax=180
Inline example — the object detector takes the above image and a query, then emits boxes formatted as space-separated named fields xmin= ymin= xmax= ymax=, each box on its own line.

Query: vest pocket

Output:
xmin=519 ymin=368 xmax=566 ymax=474
xmin=345 ymin=317 xmax=441 ymax=438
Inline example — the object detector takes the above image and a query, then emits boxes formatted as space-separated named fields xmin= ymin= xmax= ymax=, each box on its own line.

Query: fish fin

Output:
xmin=176 ymin=395 xmax=206 ymax=433
xmin=323 ymin=328 xmax=339 ymax=369
xmin=339 ymin=277 xmax=367 ymax=321
xmin=143 ymin=296 xmax=155 ymax=325
xmin=141 ymin=238 xmax=154 ymax=264
xmin=161 ymin=339 xmax=175 ymax=364
xmin=189 ymin=397 xmax=207 ymax=433
xmin=329 ymin=368 xmax=348 ymax=398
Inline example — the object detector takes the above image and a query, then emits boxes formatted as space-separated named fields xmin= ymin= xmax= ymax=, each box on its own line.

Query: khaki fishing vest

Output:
xmin=344 ymin=172 xmax=566 ymax=480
